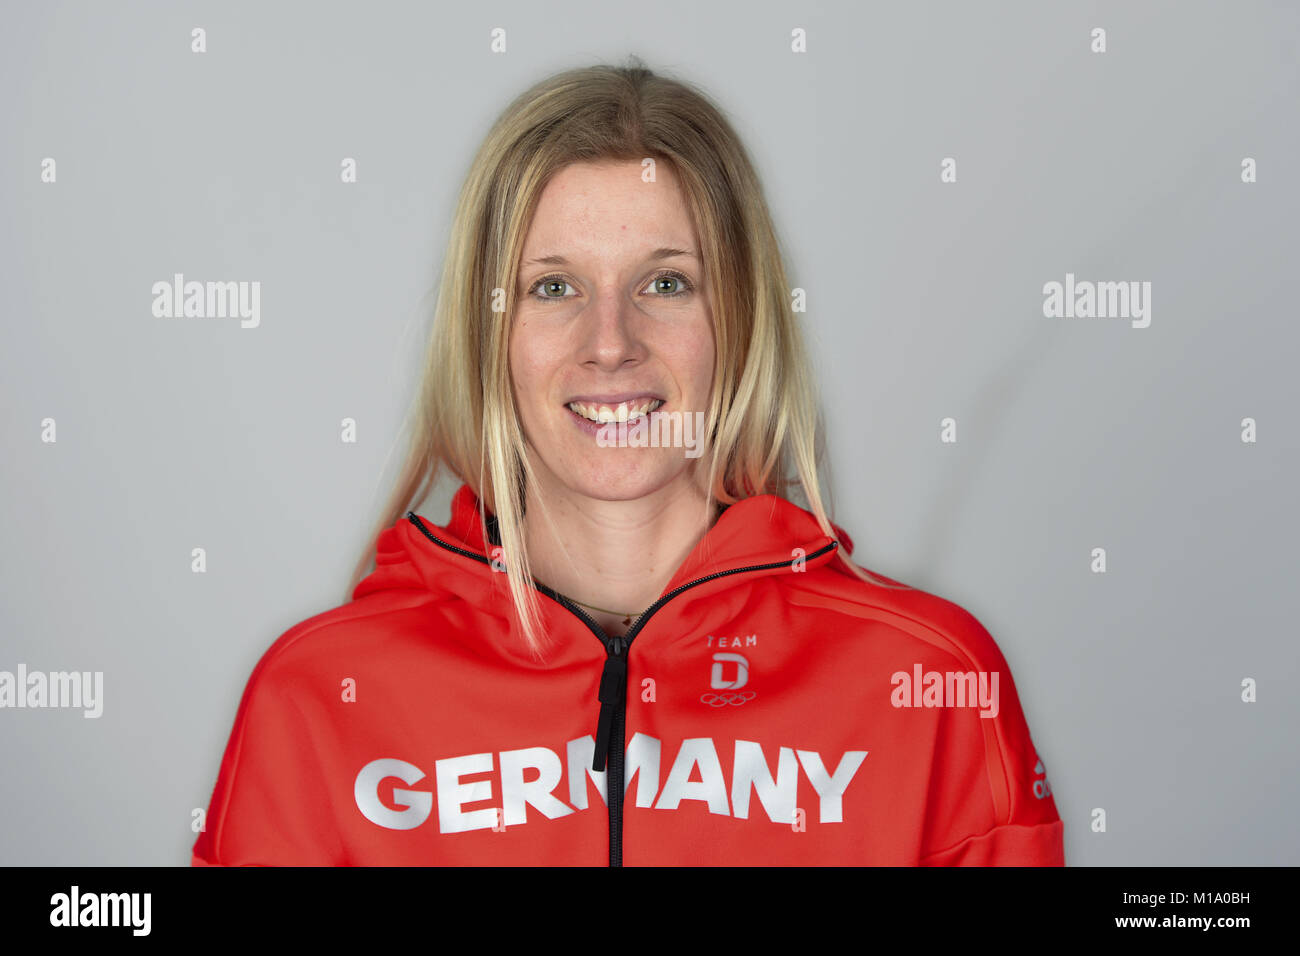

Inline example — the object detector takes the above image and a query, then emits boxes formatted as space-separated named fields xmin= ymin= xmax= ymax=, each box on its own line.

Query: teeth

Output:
xmin=567 ymin=399 xmax=663 ymax=423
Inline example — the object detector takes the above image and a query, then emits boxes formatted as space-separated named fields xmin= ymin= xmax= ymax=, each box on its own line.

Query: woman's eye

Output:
xmin=645 ymin=272 xmax=692 ymax=296
xmin=532 ymin=278 xmax=576 ymax=300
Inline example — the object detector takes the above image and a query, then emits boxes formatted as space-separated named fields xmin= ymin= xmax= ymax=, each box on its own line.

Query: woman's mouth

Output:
xmin=564 ymin=397 xmax=665 ymax=436
xmin=567 ymin=398 xmax=664 ymax=423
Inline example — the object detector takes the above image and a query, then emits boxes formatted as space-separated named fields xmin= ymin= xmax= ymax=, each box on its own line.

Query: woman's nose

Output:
xmin=578 ymin=287 xmax=644 ymax=369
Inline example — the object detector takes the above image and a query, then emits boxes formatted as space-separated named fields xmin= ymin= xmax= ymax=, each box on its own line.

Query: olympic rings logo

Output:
xmin=699 ymin=691 xmax=757 ymax=707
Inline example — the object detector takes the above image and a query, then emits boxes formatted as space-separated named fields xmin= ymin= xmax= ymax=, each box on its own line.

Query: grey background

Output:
xmin=1 ymin=0 xmax=1296 ymax=865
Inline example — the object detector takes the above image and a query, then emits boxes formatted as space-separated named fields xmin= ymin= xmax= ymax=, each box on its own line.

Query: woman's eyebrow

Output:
xmin=522 ymin=246 xmax=699 ymax=267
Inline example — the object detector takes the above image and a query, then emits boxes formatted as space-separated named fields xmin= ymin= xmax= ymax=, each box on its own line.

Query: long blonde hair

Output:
xmin=347 ymin=56 xmax=904 ymax=659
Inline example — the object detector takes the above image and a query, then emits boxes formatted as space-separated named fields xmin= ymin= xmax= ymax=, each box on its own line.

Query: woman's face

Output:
xmin=509 ymin=159 xmax=714 ymax=503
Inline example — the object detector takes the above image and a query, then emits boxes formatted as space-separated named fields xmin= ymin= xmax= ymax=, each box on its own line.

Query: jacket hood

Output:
xmin=353 ymin=484 xmax=856 ymax=622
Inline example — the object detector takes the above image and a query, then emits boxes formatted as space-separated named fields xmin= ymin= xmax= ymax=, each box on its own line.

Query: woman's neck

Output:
xmin=521 ymin=475 xmax=716 ymax=638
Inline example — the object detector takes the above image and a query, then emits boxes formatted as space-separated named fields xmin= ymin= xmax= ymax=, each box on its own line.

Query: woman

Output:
xmin=192 ymin=59 xmax=1064 ymax=866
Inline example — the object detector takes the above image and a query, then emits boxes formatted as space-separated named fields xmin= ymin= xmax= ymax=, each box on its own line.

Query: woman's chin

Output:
xmin=552 ymin=457 xmax=692 ymax=504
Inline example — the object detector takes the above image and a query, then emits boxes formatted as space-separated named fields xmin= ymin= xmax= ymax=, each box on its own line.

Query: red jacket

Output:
xmin=192 ymin=484 xmax=1064 ymax=865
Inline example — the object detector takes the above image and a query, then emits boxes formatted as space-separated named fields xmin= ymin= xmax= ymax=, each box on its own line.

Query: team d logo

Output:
xmin=701 ymin=652 xmax=757 ymax=707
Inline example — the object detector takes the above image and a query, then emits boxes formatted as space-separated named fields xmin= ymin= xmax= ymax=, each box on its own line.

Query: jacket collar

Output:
xmin=356 ymin=483 xmax=853 ymax=650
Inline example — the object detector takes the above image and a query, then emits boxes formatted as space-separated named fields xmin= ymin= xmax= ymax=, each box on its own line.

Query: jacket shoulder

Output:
xmin=249 ymin=591 xmax=440 ymax=679
xmin=788 ymin=561 xmax=1063 ymax=859
xmin=788 ymin=559 xmax=1014 ymax=674
xmin=192 ymin=594 xmax=441 ymax=866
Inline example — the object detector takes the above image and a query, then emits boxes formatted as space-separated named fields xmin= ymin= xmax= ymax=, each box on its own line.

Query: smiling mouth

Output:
xmin=566 ymin=398 xmax=665 ymax=423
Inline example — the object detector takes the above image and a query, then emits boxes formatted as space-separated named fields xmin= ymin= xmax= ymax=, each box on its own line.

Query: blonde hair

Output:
xmin=347 ymin=56 xmax=905 ymax=659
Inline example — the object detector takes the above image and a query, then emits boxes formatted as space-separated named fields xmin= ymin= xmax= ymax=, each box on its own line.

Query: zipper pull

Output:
xmin=591 ymin=637 xmax=626 ymax=772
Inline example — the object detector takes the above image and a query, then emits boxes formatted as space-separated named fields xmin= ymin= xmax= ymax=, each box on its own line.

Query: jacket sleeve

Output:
xmin=191 ymin=633 xmax=345 ymax=866
xmin=914 ymin=612 xmax=1065 ymax=866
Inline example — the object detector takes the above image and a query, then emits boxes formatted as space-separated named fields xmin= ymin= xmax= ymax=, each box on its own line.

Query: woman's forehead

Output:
xmin=522 ymin=162 xmax=697 ymax=260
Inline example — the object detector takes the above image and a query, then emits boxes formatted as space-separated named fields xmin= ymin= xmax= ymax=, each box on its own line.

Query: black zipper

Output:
xmin=404 ymin=511 xmax=839 ymax=866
